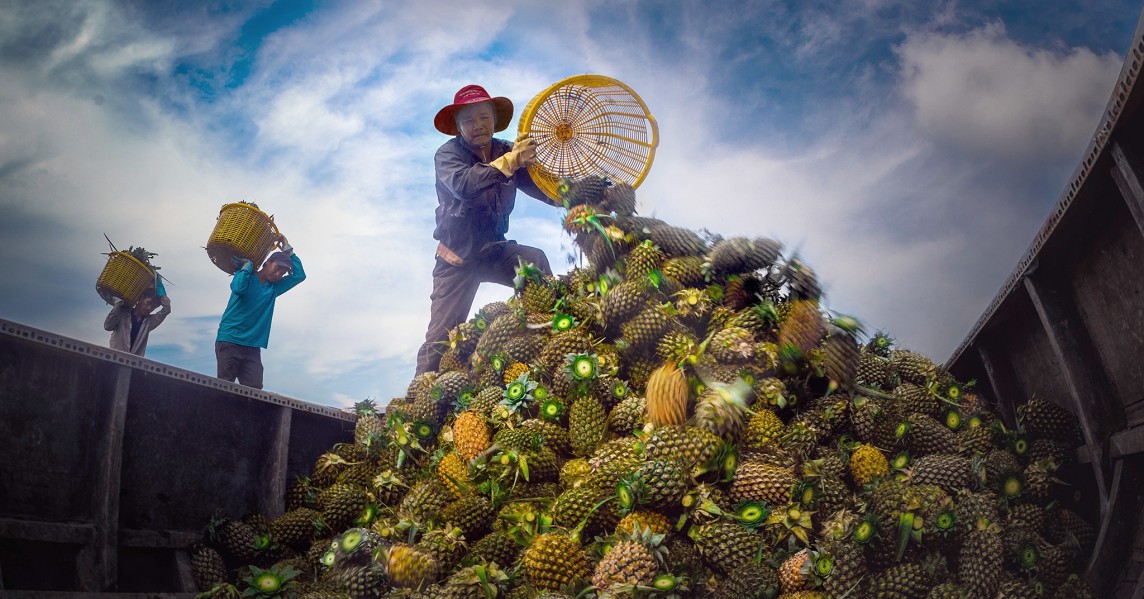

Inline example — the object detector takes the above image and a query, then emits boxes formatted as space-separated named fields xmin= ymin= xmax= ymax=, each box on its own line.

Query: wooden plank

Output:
xmin=1127 ymin=401 xmax=1144 ymax=428
xmin=1089 ymin=459 xmax=1144 ymax=597
xmin=75 ymin=364 xmax=130 ymax=591
xmin=1023 ymin=275 xmax=1114 ymax=491
xmin=1113 ymin=427 xmax=1144 ymax=458
xmin=976 ymin=342 xmax=1019 ymax=427
xmin=117 ymin=528 xmax=199 ymax=549
xmin=259 ymin=405 xmax=292 ymax=519
xmin=0 ymin=593 xmax=194 ymax=599
xmin=172 ymin=548 xmax=198 ymax=593
xmin=0 ymin=518 xmax=94 ymax=544
xmin=1111 ymin=141 xmax=1144 ymax=239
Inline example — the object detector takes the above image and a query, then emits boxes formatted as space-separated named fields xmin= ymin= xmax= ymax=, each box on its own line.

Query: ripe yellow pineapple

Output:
xmin=451 ymin=410 xmax=490 ymax=461
xmin=646 ymin=362 xmax=689 ymax=426
xmin=849 ymin=444 xmax=889 ymax=485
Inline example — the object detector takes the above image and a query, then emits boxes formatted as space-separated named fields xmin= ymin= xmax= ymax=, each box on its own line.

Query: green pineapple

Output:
xmin=190 ymin=543 xmax=229 ymax=591
xmin=317 ymin=483 xmax=369 ymax=532
xmin=399 ymin=478 xmax=451 ymax=524
xmin=959 ymin=523 xmax=1004 ymax=598
xmin=352 ymin=399 xmax=385 ymax=445
xmin=688 ymin=519 xmax=764 ymax=575
xmin=568 ymin=395 xmax=607 ymax=457
xmin=440 ymin=495 xmax=494 ymax=540
xmin=706 ymin=236 xmax=781 ymax=275
xmin=601 ymin=181 xmax=638 ymax=216
xmin=867 ymin=562 xmax=933 ymax=598
xmin=620 ymin=304 xmax=674 ymax=351
xmin=625 ymin=240 xmax=665 ymax=283
xmin=663 ymin=256 xmax=706 ymax=287
xmin=647 ymin=223 xmax=707 ymax=257
xmin=607 ymin=395 xmax=646 ymax=435
xmin=601 ymin=281 xmax=649 ymax=328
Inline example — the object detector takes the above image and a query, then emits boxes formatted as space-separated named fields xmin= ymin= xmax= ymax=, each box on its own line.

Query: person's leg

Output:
xmin=237 ymin=346 xmax=265 ymax=389
xmin=216 ymin=341 xmax=241 ymax=382
xmin=416 ymin=258 xmax=481 ymax=375
xmin=483 ymin=241 xmax=551 ymax=286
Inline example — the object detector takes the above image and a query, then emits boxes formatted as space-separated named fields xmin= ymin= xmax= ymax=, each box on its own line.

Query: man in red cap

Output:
xmin=215 ymin=236 xmax=306 ymax=389
xmin=416 ymin=84 xmax=559 ymax=375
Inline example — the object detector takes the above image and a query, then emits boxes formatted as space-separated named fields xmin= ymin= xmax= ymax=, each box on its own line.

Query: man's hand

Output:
xmin=231 ymin=256 xmax=253 ymax=272
xmin=278 ymin=235 xmax=294 ymax=255
xmin=490 ymin=134 xmax=538 ymax=176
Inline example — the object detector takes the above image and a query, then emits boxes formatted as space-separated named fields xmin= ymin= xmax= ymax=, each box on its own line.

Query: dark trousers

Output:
xmin=216 ymin=341 xmax=265 ymax=389
xmin=415 ymin=241 xmax=551 ymax=375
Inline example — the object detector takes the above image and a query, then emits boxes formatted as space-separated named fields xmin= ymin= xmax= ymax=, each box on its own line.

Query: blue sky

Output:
xmin=0 ymin=0 xmax=1139 ymax=408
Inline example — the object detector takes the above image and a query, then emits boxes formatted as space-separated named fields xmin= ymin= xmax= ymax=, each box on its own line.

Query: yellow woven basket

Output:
xmin=96 ymin=251 xmax=156 ymax=306
xmin=206 ymin=202 xmax=281 ymax=274
xmin=518 ymin=74 xmax=659 ymax=201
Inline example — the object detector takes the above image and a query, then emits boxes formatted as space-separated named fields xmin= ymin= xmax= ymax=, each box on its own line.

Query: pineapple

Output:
xmin=688 ymin=519 xmax=764 ymax=575
xmin=778 ymin=548 xmax=811 ymax=592
xmin=451 ymin=411 xmax=490 ymax=461
xmin=645 ymin=362 xmax=689 ymax=426
xmin=727 ymin=460 xmax=797 ymax=508
xmin=959 ymin=523 xmax=1004 ymax=598
xmin=867 ymin=562 xmax=932 ymax=598
xmin=385 ymin=543 xmax=441 ymax=589
xmin=591 ymin=527 xmax=663 ymax=590
xmin=568 ymin=395 xmax=607 ymax=457
xmin=521 ymin=533 xmax=590 ymax=591
xmin=190 ymin=543 xmax=229 ymax=591
xmin=440 ymin=495 xmax=494 ymax=540
xmin=849 ymin=444 xmax=888 ymax=485
xmin=352 ymin=399 xmax=385 ymax=445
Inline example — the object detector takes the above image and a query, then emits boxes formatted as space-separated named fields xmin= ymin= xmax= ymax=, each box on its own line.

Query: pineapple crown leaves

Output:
xmin=352 ymin=397 xmax=380 ymax=416
xmin=730 ymin=500 xmax=771 ymax=530
xmin=551 ymin=312 xmax=579 ymax=332
xmin=563 ymin=352 xmax=600 ymax=382
xmin=765 ymin=503 xmax=815 ymax=546
xmin=539 ymin=397 xmax=565 ymax=421
xmin=240 ymin=564 xmax=300 ymax=597
xmin=830 ymin=313 xmax=864 ymax=336
xmin=804 ymin=548 xmax=836 ymax=582
xmin=512 ymin=258 xmax=545 ymax=290
xmin=454 ymin=562 xmax=511 ymax=599
xmin=851 ymin=512 xmax=881 ymax=545
xmin=615 ymin=472 xmax=646 ymax=515
xmin=501 ymin=373 xmax=538 ymax=412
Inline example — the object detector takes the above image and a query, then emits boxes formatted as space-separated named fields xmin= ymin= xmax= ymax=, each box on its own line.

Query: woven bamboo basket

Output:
xmin=96 ymin=252 xmax=156 ymax=306
xmin=518 ymin=74 xmax=659 ymax=201
xmin=206 ymin=202 xmax=281 ymax=274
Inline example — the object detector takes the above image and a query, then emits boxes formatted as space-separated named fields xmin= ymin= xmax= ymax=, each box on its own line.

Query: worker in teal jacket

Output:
xmin=215 ymin=237 xmax=305 ymax=389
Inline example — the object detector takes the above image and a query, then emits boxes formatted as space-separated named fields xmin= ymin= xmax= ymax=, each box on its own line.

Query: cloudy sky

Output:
xmin=0 ymin=0 xmax=1138 ymax=408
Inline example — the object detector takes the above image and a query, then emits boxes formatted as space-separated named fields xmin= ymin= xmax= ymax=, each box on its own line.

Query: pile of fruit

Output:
xmin=190 ymin=177 xmax=1099 ymax=598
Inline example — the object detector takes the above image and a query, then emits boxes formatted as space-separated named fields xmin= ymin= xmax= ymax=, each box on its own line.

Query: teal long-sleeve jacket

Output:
xmin=216 ymin=253 xmax=305 ymax=348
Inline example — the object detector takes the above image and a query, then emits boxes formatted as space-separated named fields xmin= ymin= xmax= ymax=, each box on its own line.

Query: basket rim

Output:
xmin=103 ymin=250 xmax=156 ymax=275
xmin=518 ymin=73 xmax=659 ymax=200
xmin=219 ymin=201 xmax=277 ymax=223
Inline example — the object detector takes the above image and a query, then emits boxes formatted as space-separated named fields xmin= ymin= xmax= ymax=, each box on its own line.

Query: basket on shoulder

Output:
xmin=96 ymin=246 xmax=159 ymax=306
xmin=205 ymin=201 xmax=286 ymax=274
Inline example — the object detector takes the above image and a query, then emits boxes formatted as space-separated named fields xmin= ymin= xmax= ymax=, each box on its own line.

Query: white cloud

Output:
xmin=898 ymin=22 xmax=1122 ymax=162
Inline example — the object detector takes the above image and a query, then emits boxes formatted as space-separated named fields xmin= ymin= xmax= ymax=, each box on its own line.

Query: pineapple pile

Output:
xmin=191 ymin=177 xmax=1099 ymax=599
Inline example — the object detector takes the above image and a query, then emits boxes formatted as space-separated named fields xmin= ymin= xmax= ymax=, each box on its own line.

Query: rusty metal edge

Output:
xmin=0 ymin=317 xmax=355 ymax=423
xmin=945 ymin=7 xmax=1144 ymax=369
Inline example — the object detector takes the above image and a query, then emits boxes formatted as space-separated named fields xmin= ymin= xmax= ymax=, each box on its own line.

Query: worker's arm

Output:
xmin=274 ymin=253 xmax=306 ymax=296
xmin=104 ymin=301 xmax=125 ymax=331
xmin=230 ymin=258 xmax=254 ymax=295
xmin=149 ymin=295 xmax=172 ymax=329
